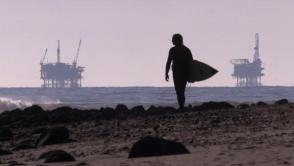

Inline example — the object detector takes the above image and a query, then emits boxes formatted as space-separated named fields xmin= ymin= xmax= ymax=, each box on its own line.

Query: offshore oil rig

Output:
xmin=231 ymin=33 xmax=264 ymax=87
xmin=40 ymin=40 xmax=85 ymax=88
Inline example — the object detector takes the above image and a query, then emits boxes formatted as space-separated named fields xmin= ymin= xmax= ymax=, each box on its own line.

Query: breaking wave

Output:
xmin=0 ymin=97 xmax=32 ymax=112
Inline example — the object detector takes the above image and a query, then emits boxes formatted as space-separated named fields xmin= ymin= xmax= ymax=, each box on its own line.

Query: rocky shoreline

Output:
xmin=1 ymin=99 xmax=294 ymax=165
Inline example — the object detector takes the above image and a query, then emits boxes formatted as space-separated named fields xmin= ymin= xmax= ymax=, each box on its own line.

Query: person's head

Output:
xmin=172 ymin=33 xmax=183 ymax=46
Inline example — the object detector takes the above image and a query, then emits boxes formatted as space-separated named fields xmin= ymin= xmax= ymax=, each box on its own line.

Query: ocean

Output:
xmin=0 ymin=86 xmax=293 ymax=112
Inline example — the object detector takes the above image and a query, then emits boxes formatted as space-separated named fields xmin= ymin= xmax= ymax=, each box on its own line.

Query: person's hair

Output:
xmin=172 ymin=34 xmax=183 ymax=45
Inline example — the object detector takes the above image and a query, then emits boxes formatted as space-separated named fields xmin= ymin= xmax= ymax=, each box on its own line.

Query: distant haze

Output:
xmin=0 ymin=0 xmax=294 ymax=87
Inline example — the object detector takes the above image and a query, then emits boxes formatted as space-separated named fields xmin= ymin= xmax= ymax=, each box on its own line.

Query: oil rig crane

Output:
xmin=40 ymin=48 xmax=47 ymax=65
xmin=73 ymin=40 xmax=82 ymax=67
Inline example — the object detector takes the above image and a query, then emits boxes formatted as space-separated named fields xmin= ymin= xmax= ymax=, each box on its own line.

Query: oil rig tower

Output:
xmin=231 ymin=33 xmax=264 ymax=87
xmin=40 ymin=40 xmax=85 ymax=88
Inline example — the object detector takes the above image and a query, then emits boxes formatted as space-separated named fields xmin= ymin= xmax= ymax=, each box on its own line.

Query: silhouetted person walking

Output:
xmin=165 ymin=34 xmax=193 ymax=109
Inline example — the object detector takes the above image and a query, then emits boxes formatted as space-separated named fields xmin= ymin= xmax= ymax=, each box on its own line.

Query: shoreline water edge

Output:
xmin=1 ymin=86 xmax=294 ymax=112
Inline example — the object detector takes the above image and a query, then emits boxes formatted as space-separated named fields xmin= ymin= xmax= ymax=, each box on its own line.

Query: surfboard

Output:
xmin=188 ymin=60 xmax=218 ymax=83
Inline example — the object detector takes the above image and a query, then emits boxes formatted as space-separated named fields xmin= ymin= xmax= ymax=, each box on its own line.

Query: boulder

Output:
xmin=0 ymin=148 xmax=12 ymax=155
xmin=36 ymin=127 xmax=71 ymax=147
xmin=238 ymin=104 xmax=250 ymax=109
xmin=13 ymin=139 xmax=35 ymax=151
xmin=39 ymin=150 xmax=75 ymax=163
xmin=24 ymin=105 xmax=44 ymax=112
xmin=147 ymin=105 xmax=158 ymax=112
xmin=22 ymin=105 xmax=48 ymax=126
xmin=115 ymin=104 xmax=128 ymax=111
xmin=192 ymin=105 xmax=201 ymax=111
xmin=129 ymin=136 xmax=189 ymax=158
xmin=131 ymin=105 xmax=145 ymax=112
xmin=162 ymin=106 xmax=177 ymax=113
xmin=49 ymin=112 xmax=71 ymax=124
xmin=0 ymin=127 xmax=13 ymax=141
xmin=32 ymin=127 xmax=47 ymax=134
xmin=257 ymin=101 xmax=268 ymax=106
xmin=275 ymin=99 xmax=289 ymax=105
xmin=100 ymin=107 xmax=115 ymax=120
xmin=13 ymin=144 xmax=35 ymax=151
xmin=200 ymin=101 xmax=234 ymax=111
xmin=49 ymin=107 xmax=74 ymax=124
xmin=52 ymin=106 xmax=72 ymax=112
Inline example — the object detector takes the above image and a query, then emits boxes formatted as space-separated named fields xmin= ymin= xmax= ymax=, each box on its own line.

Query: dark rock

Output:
xmin=100 ymin=107 xmax=115 ymax=120
xmin=49 ymin=108 xmax=95 ymax=124
xmin=0 ymin=148 xmax=12 ymax=155
xmin=39 ymin=150 xmax=75 ymax=163
xmin=257 ymin=101 xmax=268 ymax=106
xmin=162 ymin=106 xmax=177 ymax=113
xmin=32 ymin=127 xmax=47 ymax=134
xmin=13 ymin=140 xmax=35 ymax=151
xmin=200 ymin=101 xmax=234 ymax=111
xmin=275 ymin=99 xmax=289 ymax=105
xmin=25 ymin=111 xmax=49 ymax=126
xmin=13 ymin=144 xmax=35 ymax=151
xmin=24 ymin=105 xmax=44 ymax=112
xmin=238 ymin=104 xmax=250 ymax=109
xmin=36 ymin=127 xmax=71 ymax=147
xmin=148 ymin=105 xmax=176 ymax=114
xmin=192 ymin=105 xmax=201 ymax=111
xmin=49 ymin=112 xmax=71 ymax=124
xmin=156 ymin=106 xmax=165 ymax=112
xmin=52 ymin=106 xmax=72 ymax=112
xmin=131 ymin=105 xmax=145 ymax=112
xmin=49 ymin=107 xmax=74 ymax=124
xmin=0 ymin=127 xmax=13 ymax=141
xmin=129 ymin=136 xmax=190 ymax=158
xmin=115 ymin=104 xmax=128 ymax=111
xmin=1 ymin=108 xmax=22 ymax=116
xmin=147 ymin=105 xmax=157 ymax=112
xmin=1 ymin=105 xmax=48 ymax=127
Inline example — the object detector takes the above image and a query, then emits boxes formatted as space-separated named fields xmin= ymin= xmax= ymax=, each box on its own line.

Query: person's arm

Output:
xmin=165 ymin=49 xmax=173 ymax=81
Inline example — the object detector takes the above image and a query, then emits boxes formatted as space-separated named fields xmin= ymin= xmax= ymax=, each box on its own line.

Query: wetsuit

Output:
xmin=166 ymin=45 xmax=193 ymax=108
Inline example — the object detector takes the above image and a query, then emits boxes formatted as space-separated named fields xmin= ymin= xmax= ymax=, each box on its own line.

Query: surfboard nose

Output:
xmin=188 ymin=60 xmax=218 ymax=83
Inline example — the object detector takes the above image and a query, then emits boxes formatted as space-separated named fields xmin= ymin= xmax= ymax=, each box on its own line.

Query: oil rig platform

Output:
xmin=231 ymin=33 xmax=264 ymax=87
xmin=40 ymin=40 xmax=85 ymax=88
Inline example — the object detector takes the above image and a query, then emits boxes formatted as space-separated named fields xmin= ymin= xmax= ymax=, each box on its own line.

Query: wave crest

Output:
xmin=0 ymin=97 xmax=32 ymax=112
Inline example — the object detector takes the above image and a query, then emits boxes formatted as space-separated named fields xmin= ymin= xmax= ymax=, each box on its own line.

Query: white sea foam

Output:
xmin=0 ymin=97 xmax=32 ymax=112
xmin=0 ymin=95 xmax=64 ymax=113
xmin=36 ymin=96 xmax=62 ymax=105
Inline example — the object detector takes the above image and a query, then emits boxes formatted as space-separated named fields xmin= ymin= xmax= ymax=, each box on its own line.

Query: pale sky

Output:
xmin=0 ymin=0 xmax=293 ymax=87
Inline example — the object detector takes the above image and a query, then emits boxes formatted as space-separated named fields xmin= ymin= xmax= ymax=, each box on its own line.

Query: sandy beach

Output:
xmin=1 ymin=100 xmax=294 ymax=166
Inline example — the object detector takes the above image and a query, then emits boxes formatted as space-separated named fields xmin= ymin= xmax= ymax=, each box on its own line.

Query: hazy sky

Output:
xmin=0 ymin=0 xmax=294 ymax=87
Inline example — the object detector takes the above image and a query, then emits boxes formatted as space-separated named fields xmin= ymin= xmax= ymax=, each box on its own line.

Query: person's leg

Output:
xmin=178 ymin=79 xmax=187 ymax=109
xmin=173 ymin=75 xmax=187 ymax=109
xmin=173 ymin=79 xmax=181 ymax=108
